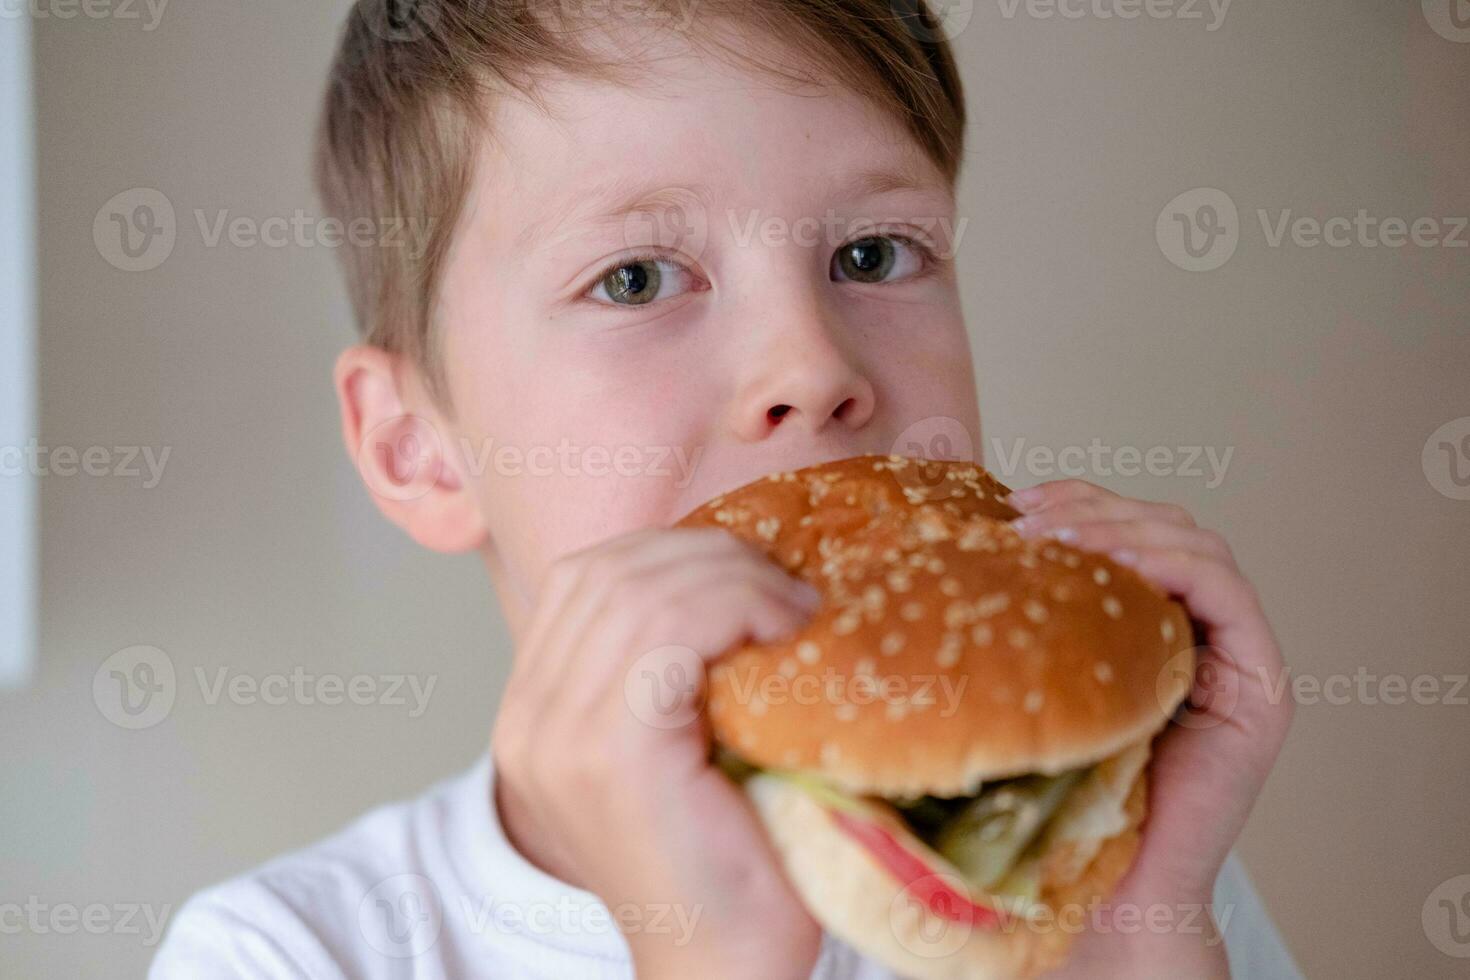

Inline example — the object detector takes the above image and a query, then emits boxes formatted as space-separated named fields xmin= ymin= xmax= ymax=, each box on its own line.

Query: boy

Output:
xmin=151 ymin=0 xmax=1300 ymax=976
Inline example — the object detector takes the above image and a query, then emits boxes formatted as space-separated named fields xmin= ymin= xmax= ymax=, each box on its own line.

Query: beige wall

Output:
xmin=4 ymin=1 xmax=1467 ymax=977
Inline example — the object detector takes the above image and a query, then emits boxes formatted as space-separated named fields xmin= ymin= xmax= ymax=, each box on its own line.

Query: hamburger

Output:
xmin=675 ymin=455 xmax=1194 ymax=979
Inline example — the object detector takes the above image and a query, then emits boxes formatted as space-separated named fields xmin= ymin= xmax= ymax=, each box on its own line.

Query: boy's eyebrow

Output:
xmin=520 ymin=165 xmax=942 ymax=252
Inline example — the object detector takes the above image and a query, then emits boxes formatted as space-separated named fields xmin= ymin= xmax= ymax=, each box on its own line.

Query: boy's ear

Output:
xmin=333 ymin=345 xmax=488 ymax=554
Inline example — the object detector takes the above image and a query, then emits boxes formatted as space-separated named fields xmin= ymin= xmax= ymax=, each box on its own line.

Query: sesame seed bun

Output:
xmin=676 ymin=455 xmax=1192 ymax=978
xmin=675 ymin=454 xmax=1194 ymax=796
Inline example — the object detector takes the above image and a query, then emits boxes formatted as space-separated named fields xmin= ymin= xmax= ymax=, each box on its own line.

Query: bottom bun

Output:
xmin=744 ymin=746 xmax=1150 ymax=980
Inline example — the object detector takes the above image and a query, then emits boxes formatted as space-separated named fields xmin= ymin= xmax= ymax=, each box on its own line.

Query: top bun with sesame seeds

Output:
xmin=677 ymin=454 xmax=1194 ymax=797
xmin=676 ymin=455 xmax=1195 ymax=980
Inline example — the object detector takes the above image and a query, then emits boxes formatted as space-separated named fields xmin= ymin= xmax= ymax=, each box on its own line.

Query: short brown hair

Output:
xmin=314 ymin=0 xmax=967 ymax=402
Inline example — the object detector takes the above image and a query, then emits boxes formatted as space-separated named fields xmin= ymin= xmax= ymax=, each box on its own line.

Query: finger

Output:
xmin=561 ymin=550 xmax=819 ymax=701
xmin=1017 ymin=518 xmax=1234 ymax=566
xmin=525 ymin=535 xmax=816 ymax=699
xmin=519 ymin=528 xmax=806 ymax=689
xmin=1003 ymin=478 xmax=1118 ymax=513
xmin=567 ymin=565 xmax=819 ymax=726
xmin=1010 ymin=495 xmax=1197 ymax=534
xmin=1109 ymin=548 xmax=1269 ymax=656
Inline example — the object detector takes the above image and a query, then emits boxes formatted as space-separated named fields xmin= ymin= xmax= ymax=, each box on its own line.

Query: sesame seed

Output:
xmin=1023 ymin=690 xmax=1044 ymax=713
xmin=936 ymin=635 xmax=962 ymax=668
xmin=1063 ymin=553 xmax=1082 ymax=568
xmin=778 ymin=658 xmax=798 ymax=678
xmin=854 ymin=657 xmax=876 ymax=677
xmin=1024 ymin=599 xmax=1049 ymax=624
xmin=881 ymin=631 xmax=906 ymax=656
xmin=756 ymin=517 xmax=781 ymax=542
xmin=820 ymin=741 xmax=841 ymax=765
xmin=833 ymin=610 xmax=861 ymax=635
xmin=1094 ymin=566 xmax=1111 ymax=586
xmin=1094 ymin=662 xmax=1114 ymax=683
xmin=1008 ymin=628 xmax=1033 ymax=649
xmin=835 ymin=703 xmax=857 ymax=722
xmin=926 ymin=557 xmax=946 ymax=575
xmin=797 ymin=641 xmax=821 ymax=664
xmin=971 ymin=623 xmax=994 ymax=646
xmin=750 ymin=696 xmax=768 ymax=716
xmin=975 ymin=593 xmax=1011 ymax=618
xmin=901 ymin=601 xmax=925 ymax=621
xmin=1161 ymin=619 xmax=1176 ymax=642
xmin=940 ymin=577 xmax=963 ymax=597
xmin=1102 ymin=595 xmax=1124 ymax=619
xmin=886 ymin=701 xmax=909 ymax=721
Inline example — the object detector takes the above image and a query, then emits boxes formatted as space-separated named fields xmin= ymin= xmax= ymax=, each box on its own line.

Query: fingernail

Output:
xmin=1006 ymin=487 xmax=1043 ymax=509
xmin=1010 ymin=515 xmax=1040 ymax=536
xmin=1111 ymin=549 xmax=1139 ymax=566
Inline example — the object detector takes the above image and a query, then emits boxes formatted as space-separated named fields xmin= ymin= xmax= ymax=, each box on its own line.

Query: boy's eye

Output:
xmin=831 ymin=236 xmax=927 ymax=284
xmin=588 ymin=257 xmax=695 ymax=307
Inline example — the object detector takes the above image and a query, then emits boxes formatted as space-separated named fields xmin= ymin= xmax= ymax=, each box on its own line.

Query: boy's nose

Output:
xmin=727 ymin=300 xmax=876 ymax=443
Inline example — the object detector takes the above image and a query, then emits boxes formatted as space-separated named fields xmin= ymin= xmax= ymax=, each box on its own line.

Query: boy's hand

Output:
xmin=491 ymin=527 xmax=825 ymax=980
xmin=1007 ymin=479 xmax=1294 ymax=979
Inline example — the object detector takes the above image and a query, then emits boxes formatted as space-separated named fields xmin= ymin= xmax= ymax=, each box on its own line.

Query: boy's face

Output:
xmin=427 ymin=33 xmax=979 ymax=624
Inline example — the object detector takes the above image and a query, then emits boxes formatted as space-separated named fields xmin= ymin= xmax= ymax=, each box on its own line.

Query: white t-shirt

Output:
xmin=150 ymin=755 xmax=1303 ymax=979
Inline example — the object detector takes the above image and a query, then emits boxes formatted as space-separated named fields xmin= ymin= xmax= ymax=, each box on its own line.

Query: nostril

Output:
xmin=831 ymin=398 xmax=854 ymax=420
xmin=768 ymin=404 xmax=792 ymax=425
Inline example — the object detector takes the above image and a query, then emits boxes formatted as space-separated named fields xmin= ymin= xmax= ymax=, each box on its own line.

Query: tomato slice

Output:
xmin=828 ymin=807 xmax=1006 ymax=929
